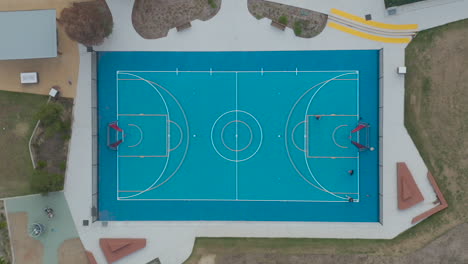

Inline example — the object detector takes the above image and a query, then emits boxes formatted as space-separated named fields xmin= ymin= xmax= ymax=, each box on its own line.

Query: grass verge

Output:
xmin=0 ymin=91 xmax=48 ymax=198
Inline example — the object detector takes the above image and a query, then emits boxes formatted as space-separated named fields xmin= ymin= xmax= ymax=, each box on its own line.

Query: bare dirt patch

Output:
xmin=14 ymin=123 xmax=29 ymax=138
xmin=7 ymin=212 xmax=43 ymax=264
xmin=197 ymin=254 xmax=216 ymax=264
xmin=248 ymin=0 xmax=327 ymax=38
xmin=58 ymin=238 xmax=88 ymax=264
xmin=132 ymin=0 xmax=221 ymax=39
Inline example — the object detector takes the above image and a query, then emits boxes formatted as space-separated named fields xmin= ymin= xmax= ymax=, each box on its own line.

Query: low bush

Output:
xmin=0 ymin=257 xmax=8 ymax=264
xmin=208 ymin=0 xmax=217 ymax=9
xmin=294 ymin=21 xmax=303 ymax=36
xmin=278 ymin=15 xmax=288 ymax=25
xmin=30 ymin=169 xmax=64 ymax=194
xmin=0 ymin=220 xmax=7 ymax=230
xmin=37 ymin=160 xmax=47 ymax=170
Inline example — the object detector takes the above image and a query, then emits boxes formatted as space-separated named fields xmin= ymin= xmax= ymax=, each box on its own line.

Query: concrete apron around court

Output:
xmin=64 ymin=0 xmax=468 ymax=263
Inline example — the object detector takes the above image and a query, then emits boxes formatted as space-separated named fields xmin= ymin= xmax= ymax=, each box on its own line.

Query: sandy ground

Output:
xmin=132 ymin=0 xmax=221 ymax=39
xmin=7 ymin=212 xmax=43 ymax=264
xmin=58 ymin=238 xmax=89 ymax=264
xmin=0 ymin=0 xmax=82 ymax=98
xmin=188 ymin=223 xmax=468 ymax=264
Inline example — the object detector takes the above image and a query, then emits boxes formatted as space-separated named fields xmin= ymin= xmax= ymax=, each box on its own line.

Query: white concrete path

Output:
xmin=64 ymin=0 xmax=468 ymax=263
xmin=273 ymin=0 xmax=468 ymax=30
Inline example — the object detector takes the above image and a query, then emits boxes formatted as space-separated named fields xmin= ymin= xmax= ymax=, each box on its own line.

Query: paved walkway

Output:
xmin=273 ymin=0 xmax=468 ymax=30
xmin=64 ymin=1 xmax=468 ymax=264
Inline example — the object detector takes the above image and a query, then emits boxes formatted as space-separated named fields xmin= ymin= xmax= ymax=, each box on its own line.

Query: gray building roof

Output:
xmin=0 ymin=9 xmax=57 ymax=60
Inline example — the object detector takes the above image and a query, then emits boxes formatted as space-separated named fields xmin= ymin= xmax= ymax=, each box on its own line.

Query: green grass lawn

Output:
xmin=0 ymin=91 xmax=48 ymax=198
xmin=184 ymin=19 xmax=468 ymax=263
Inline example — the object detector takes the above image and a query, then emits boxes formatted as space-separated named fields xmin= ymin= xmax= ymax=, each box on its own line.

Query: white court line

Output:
xmin=117 ymin=73 xmax=171 ymax=199
xmin=332 ymin=125 xmax=349 ymax=149
xmin=127 ymin=124 xmax=143 ymax=148
xmin=119 ymin=70 xmax=357 ymax=73
xmin=116 ymin=72 xmax=119 ymax=200
xmin=117 ymin=198 xmax=355 ymax=202
xmin=116 ymin=70 xmax=361 ymax=202
xmin=357 ymin=72 xmax=360 ymax=200
xmin=303 ymin=73 xmax=356 ymax=200
xmin=210 ymin=110 xmax=264 ymax=163
xmin=235 ymin=72 xmax=238 ymax=200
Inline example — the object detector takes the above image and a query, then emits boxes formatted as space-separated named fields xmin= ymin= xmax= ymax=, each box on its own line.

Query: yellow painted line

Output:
xmin=331 ymin=8 xmax=418 ymax=31
xmin=328 ymin=22 xmax=411 ymax=44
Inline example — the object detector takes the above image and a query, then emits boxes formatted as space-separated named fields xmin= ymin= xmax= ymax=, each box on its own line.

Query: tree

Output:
xmin=59 ymin=0 xmax=113 ymax=46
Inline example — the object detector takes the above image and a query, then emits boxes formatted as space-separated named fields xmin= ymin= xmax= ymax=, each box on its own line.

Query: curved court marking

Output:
xmin=285 ymin=72 xmax=355 ymax=200
xmin=332 ymin=125 xmax=349 ymax=149
xmin=169 ymin=120 xmax=183 ymax=152
xmin=127 ymin=124 xmax=143 ymax=148
xmin=285 ymin=77 xmax=349 ymax=197
xmin=211 ymin=110 xmax=263 ymax=163
xmin=291 ymin=121 xmax=306 ymax=152
xmin=303 ymin=72 xmax=355 ymax=200
xmin=118 ymin=73 xmax=171 ymax=199
xmin=117 ymin=73 xmax=191 ymax=198
xmin=285 ymin=79 xmax=341 ymax=194
xmin=142 ymin=79 xmax=189 ymax=193
xmin=221 ymin=120 xmax=253 ymax=152
xmin=137 ymin=79 xmax=189 ymax=193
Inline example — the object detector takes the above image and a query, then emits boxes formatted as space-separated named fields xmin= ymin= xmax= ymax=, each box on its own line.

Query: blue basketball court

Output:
xmin=97 ymin=51 xmax=380 ymax=221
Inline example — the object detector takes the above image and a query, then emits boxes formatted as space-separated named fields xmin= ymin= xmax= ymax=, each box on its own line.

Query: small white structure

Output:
xmin=49 ymin=87 xmax=59 ymax=97
xmin=0 ymin=9 xmax=57 ymax=60
xmin=20 ymin=72 xmax=38 ymax=84
xmin=397 ymin=66 xmax=407 ymax=74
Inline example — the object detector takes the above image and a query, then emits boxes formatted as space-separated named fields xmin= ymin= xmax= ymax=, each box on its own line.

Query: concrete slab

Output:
xmin=62 ymin=1 xmax=466 ymax=263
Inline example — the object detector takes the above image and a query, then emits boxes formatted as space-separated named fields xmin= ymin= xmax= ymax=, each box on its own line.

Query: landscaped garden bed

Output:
xmin=248 ymin=0 xmax=327 ymax=38
xmin=132 ymin=0 xmax=221 ymax=39
xmin=30 ymin=98 xmax=73 ymax=193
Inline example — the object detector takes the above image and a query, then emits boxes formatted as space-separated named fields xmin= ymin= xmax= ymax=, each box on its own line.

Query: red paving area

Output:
xmin=100 ymin=238 xmax=146 ymax=263
xmin=412 ymin=171 xmax=448 ymax=224
xmin=85 ymin=250 xmax=97 ymax=264
xmin=397 ymin=162 xmax=424 ymax=210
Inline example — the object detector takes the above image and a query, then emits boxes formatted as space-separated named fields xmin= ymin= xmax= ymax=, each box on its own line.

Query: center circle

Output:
xmin=210 ymin=110 xmax=264 ymax=163
xmin=221 ymin=120 xmax=253 ymax=152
